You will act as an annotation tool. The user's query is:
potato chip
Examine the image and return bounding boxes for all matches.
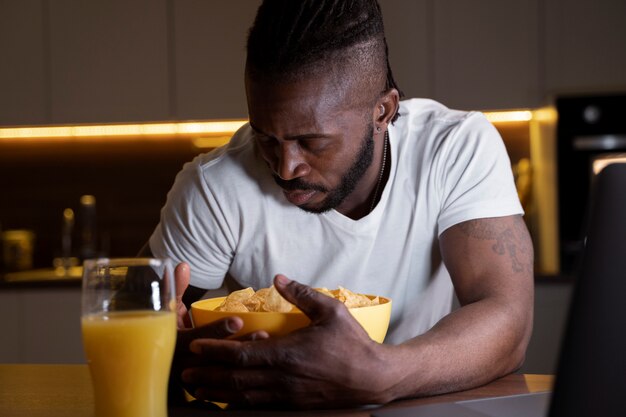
[315,287,334,298]
[263,285,294,312]
[337,286,380,308]
[254,287,271,300]
[225,287,255,303]
[242,296,261,312]
[243,287,271,311]
[214,299,249,312]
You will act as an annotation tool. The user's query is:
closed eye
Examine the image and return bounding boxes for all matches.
[297,137,332,153]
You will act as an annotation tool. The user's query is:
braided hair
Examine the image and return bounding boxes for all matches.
[246,0,403,121]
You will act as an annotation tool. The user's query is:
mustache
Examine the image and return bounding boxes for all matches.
[273,175,328,192]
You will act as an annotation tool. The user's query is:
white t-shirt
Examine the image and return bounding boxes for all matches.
[149,98,523,344]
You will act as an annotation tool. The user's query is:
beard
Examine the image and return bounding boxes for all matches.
[273,123,375,214]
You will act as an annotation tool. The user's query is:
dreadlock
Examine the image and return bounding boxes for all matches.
[246,0,403,122]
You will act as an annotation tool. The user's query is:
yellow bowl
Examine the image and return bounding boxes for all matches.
[191,295,392,343]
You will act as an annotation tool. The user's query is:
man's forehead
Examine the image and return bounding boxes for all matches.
[246,83,368,139]
[246,71,376,122]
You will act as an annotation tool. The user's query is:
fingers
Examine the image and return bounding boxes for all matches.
[237,330,270,342]
[177,317,243,354]
[182,367,284,406]
[182,366,276,392]
[193,387,275,407]
[189,338,272,367]
[273,274,343,321]
[193,316,244,339]
[182,368,319,408]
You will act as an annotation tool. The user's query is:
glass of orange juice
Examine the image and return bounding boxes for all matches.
[81,258,177,417]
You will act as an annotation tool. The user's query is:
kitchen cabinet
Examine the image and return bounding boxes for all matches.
[379,0,432,100]
[1,0,626,126]
[0,0,48,125]
[545,0,626,96]
[173,0,259,120]
[377,0,547,111]
[48,0,170,124]
[432,0,541,110]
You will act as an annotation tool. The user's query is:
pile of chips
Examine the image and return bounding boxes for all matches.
[319,286,381,309]
[214,285,381,313]
[214,286,292,313]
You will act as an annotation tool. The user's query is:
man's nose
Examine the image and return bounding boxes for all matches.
[275,142,310,181]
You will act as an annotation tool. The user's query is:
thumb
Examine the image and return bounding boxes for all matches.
[175,262,190,303]
[174,262,192,328]
[273,274,341,322]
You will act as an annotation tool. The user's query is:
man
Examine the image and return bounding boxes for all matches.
[145,0,534,408]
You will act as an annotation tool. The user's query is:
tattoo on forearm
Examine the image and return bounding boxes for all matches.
[458,217,532,273]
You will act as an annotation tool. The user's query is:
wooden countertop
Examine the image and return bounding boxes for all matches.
[0,364,553,417]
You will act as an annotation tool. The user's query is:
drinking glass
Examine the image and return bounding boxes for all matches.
[81,258,176,417]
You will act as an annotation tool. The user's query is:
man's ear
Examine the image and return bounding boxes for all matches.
[374,88,400,129]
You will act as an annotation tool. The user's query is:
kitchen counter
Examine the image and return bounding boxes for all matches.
[0,266,82,288]
[0,365,553,417]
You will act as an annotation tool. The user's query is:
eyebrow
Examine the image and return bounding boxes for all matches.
[249,123,333,141]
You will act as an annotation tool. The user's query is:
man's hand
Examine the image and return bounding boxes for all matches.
[170,262,269,404]
[179,274,395,408]
[172,263,267,364]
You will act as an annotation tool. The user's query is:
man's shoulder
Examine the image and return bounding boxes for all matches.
[178,124,270,197]
[193,124,256,171]
[394,99,497,152]
[397,98,488,128]
[390,99,504,180]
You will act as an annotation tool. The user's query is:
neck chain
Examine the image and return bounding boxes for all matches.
[369,130,389,213]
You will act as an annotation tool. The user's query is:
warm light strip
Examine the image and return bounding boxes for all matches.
[0,109,552,142]
[0,120,248,140]
[483,110,533,123]
[532,107,558,123]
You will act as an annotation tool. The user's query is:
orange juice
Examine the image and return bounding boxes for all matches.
[82,311,176,417]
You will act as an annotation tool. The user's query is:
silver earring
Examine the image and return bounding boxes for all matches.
[376,126,381,132]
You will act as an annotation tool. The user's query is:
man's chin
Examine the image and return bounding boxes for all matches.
[295,203,333,214]
[283,189,318,206]
[280,187,344,214]
[288,196,332,214]
[293,193,343,214]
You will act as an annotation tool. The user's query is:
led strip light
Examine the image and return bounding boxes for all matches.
[0,109,556,143]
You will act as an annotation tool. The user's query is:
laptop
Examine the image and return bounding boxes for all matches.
[372,162,626,417]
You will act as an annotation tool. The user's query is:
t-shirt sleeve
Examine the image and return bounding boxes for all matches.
[436,113,524,236]
[148,156,236,289]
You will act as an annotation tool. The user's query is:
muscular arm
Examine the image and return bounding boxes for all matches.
[382,214,534,399]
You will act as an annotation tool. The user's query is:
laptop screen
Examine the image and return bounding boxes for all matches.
[549,162,626,417]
